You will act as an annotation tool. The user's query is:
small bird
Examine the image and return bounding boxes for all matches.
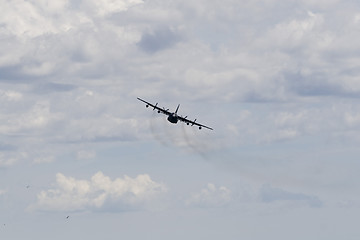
[66,216,70,219]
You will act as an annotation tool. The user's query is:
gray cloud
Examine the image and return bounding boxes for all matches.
[1,1,360,239]
[0,65,38,82]
[32,83,77,94]
[137,27,182,53]
[285,71,360,98]
[1,0,360,160]
[260,184,323,208]
[0,142,17,151]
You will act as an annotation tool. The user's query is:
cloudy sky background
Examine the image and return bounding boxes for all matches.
[1,0,360,239]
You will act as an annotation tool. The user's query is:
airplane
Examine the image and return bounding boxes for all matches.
[137,97,213,130]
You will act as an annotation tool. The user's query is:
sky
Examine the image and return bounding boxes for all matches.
[1,0,360,239]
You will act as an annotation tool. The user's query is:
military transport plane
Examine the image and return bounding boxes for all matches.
[137,97,213,130]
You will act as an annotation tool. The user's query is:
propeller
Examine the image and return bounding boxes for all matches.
[191,119,197,126]
[153,103,158,110]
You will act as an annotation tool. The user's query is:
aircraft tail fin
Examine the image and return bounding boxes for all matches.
[175,104,180,114]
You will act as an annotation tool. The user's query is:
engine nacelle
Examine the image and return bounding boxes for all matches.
[146,105,149,108]
[199,126,202,130]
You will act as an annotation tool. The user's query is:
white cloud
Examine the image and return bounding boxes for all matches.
[186,183,232,207]
[0,90,23,101]
[89,0,144,16]
[0,0,143,39]
[59,115,139,142]
[0,100,65,137]
[32,171,167,211]
[77,150,96,160]
[267,11,324,48]
[344,112,360,127]
[301,0,340,8]
[31,0,70,13]
[1,0,360,161]
[33,156,55,164]
[0,0,77,38]
[0,152,27,167]
[22,62,56,77]
[274,111,308,127]
[12,101,55,130]
[0,157,17,167]
[1,0,360,238]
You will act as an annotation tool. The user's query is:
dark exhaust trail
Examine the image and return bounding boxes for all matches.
[150,111,183,147]
[181,123,208,158]
[149,110,218,159]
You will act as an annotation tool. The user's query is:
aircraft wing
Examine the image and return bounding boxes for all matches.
[177,115,213,130]
[137,97,171,116]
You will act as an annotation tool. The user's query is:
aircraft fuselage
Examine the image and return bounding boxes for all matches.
[137,97,213,130]
[167,113,178,124]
